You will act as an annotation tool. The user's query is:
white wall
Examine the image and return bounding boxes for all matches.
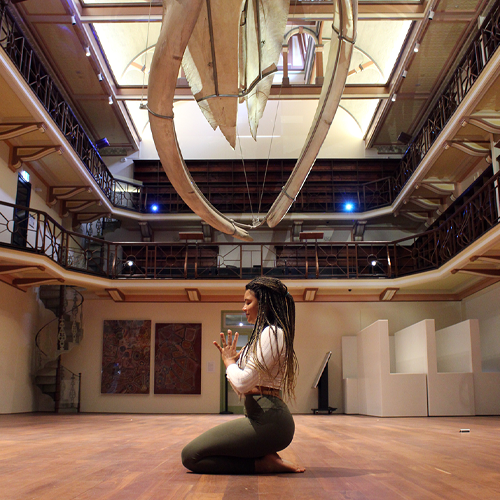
[463,282,500,372]
[60,297,462,414]
[133,100,389,161]
[0,282,40,414]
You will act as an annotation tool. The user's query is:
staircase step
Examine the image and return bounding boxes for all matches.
[36,375,56,384]
[37,383,56,393]
[58,407,78,413]
[36,368,57,377]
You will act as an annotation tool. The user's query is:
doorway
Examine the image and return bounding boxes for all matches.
[12,173,32,247]
[219,311,253,414]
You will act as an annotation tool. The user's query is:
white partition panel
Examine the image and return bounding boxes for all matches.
[428,321,475,416]
[342,336,358,414]
[357,320,428,417]
[394,320,430,374]
[470,319,500,415]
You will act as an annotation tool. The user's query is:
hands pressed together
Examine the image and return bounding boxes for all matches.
[213,329,240,368]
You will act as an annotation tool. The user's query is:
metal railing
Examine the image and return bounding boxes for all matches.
[393,1,500,195]
[1,167,498,280]
[0,1,113,196]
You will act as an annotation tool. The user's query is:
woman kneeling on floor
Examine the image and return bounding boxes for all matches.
[181,277,304,474]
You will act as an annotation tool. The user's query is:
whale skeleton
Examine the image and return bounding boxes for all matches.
[148,0,357,241]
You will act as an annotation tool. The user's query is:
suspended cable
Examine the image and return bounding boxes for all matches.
[258,83,283,216]
[236,121,255,221]
[140,0,154,107]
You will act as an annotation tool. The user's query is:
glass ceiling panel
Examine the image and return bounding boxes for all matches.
[95,18,410,87]
[322,19,412,85]
[94,22,161,86]
[99,16,410,146]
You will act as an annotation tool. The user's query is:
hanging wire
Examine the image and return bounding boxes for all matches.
[258,84,283,215]
[236,121,255,222]
[140,0,154,107]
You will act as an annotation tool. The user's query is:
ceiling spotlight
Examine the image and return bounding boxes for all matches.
[414,43,420,53]
[391,94,397,102]
[98,73,103,81]
[368,255,378,267]
[402,70,408,78]
[108,96,113,105]
[125,257,135,267]
[85,46,91,57]
[71,15,76,25]
[151,204,159,212]
[344,202,354,212]
[428,10,435,20]
[95,137,109,149]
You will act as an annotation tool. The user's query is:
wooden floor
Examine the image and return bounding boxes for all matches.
[1,413,500,500]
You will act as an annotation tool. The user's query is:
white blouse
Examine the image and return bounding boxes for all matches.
[226,326,285,394]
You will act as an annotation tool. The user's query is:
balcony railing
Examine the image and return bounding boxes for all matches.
[0,167,498,280]
[0,1,115,199]
[393,0,500,194]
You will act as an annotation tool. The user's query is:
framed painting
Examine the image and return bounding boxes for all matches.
[101,319,151,394]
[155,323,202,394]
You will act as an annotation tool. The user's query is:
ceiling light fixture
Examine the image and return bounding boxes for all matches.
[71,15,76,25]
[186,289,201,302]
[85,46,91,57]
[414,43,420,53]
[106,288,125,302]
[303,289,317,302]
[380,288,399,301]
[428,10,435,20]
[391,94,397,102]
[402,70,408,78]
[108,96,113,105]
[98,73,103,81]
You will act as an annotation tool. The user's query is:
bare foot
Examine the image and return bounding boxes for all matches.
[255,452,305,474]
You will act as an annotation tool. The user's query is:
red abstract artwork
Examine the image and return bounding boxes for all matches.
[101,320,151,394]
[155,323,202,394]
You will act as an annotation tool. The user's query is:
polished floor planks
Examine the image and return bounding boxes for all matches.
[0,413,499,500]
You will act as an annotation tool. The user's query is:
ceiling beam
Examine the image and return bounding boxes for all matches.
[12,277,64,286]
[0,265,45,274]
[453,268,500,277]
[115,84,391,101]
[74,3,428,23]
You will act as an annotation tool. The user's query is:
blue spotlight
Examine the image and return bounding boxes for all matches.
[151,204,159,212]
[344,202,354,212]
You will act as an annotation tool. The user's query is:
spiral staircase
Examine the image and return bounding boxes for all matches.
[34,285,84,412]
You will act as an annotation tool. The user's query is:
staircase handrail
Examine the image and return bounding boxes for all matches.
[35,286,84,357]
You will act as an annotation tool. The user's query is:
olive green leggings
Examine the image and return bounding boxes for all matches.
[181,394,295,474]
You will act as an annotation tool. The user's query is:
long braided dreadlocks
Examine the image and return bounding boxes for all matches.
[239,277,299,401]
